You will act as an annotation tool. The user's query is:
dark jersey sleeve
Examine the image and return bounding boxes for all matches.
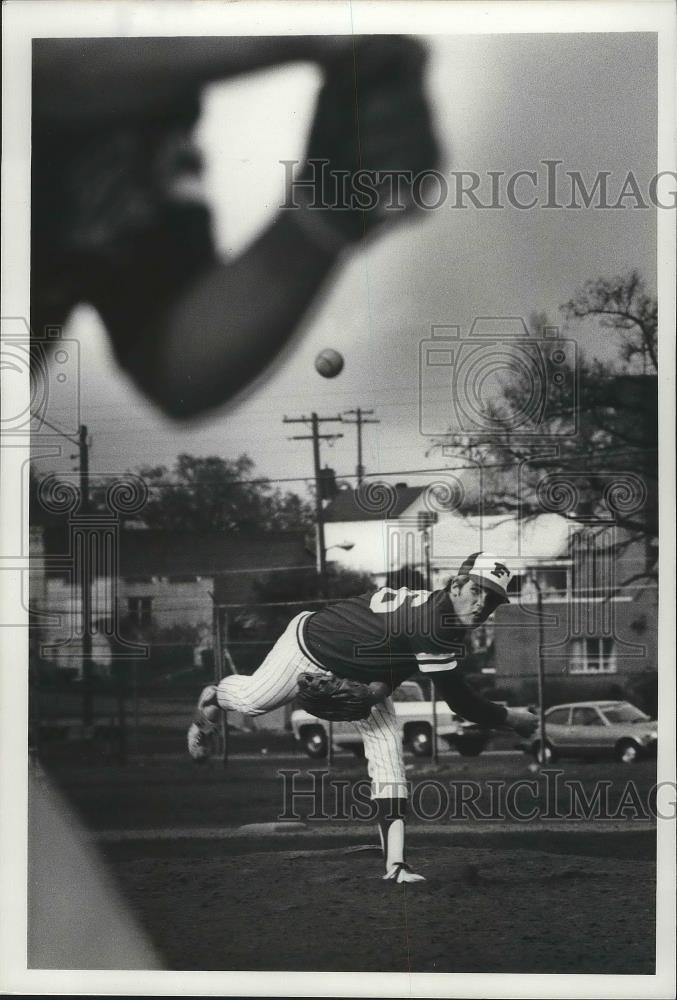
[433,670,508,728]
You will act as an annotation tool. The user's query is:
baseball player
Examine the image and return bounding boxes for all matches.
[187,552,538,883]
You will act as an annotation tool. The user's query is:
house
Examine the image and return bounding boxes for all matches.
[491,531,658,710]
[37,527,315,679]
[322,483,658,709]
[323,482,573,588]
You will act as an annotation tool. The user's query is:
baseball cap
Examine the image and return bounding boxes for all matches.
[458,551,512,604]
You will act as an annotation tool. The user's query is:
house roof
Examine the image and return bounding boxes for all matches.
[42,526,314,578]
[322,510,573,580]
[324,485,425,522]
[431,512,573,566]
[117,530,314,578]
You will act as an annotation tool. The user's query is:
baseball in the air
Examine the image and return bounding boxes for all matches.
[315,348,344,378]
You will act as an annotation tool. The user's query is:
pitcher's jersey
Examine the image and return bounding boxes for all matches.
[300,586,472,686]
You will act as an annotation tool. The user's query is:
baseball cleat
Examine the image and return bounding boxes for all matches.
[187,685,219,762]
[382,862,426,884]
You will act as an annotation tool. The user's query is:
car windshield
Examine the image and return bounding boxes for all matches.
[601,703,649,724]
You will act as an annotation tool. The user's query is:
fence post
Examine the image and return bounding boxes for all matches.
[220,610,229,765]
[327,720,333,766]
[431,678,439,765]
[116,680,127,765]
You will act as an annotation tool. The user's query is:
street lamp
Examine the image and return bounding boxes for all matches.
[326,542,355,554]
[416,511,438,589]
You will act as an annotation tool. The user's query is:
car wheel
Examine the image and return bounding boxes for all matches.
[455,737,487,757]
[302,726,328,759]
[616,739,640,763]
[408,725,433,758]
[532,739,557,764]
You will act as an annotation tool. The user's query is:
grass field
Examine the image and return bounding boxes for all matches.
[31,746,658,973]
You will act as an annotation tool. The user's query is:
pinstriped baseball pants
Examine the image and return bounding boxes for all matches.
[214,612,408,800]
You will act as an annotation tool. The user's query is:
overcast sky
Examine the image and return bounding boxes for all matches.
[40,32,657,497]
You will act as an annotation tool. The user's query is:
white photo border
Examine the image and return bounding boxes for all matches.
[1,1,675,996]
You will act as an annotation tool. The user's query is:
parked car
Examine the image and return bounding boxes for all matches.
[522,700,658,763]
[290,679,491,759]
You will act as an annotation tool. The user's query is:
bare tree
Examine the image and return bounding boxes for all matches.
[563,269,657,374]
[435,273,658,581]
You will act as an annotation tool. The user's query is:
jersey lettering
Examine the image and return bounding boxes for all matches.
[415,652,458,664]
[415,652,459,673]
[369,587,431,614]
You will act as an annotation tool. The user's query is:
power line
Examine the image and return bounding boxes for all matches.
[82,446,657,490]
[31,414,81,447]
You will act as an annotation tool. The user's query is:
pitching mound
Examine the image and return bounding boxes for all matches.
[108,833,655,973]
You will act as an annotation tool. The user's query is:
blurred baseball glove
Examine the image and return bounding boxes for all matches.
[296,672,386,722]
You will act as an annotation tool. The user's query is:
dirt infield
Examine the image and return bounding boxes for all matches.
[105,830,655,973]
[38,754,657,973]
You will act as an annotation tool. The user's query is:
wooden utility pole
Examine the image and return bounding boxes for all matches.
[285,413,343,768]
[283,413,343,596]
[78,424,95,731]
[210,596,230,765]
[342,408,379,486]
[35,418,96,735]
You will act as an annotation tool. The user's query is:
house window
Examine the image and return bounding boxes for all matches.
[569,637,616,674]
[512,568,569,600]
[128,596,153,629]
[570,531,616,600]
[537,567,569,597]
